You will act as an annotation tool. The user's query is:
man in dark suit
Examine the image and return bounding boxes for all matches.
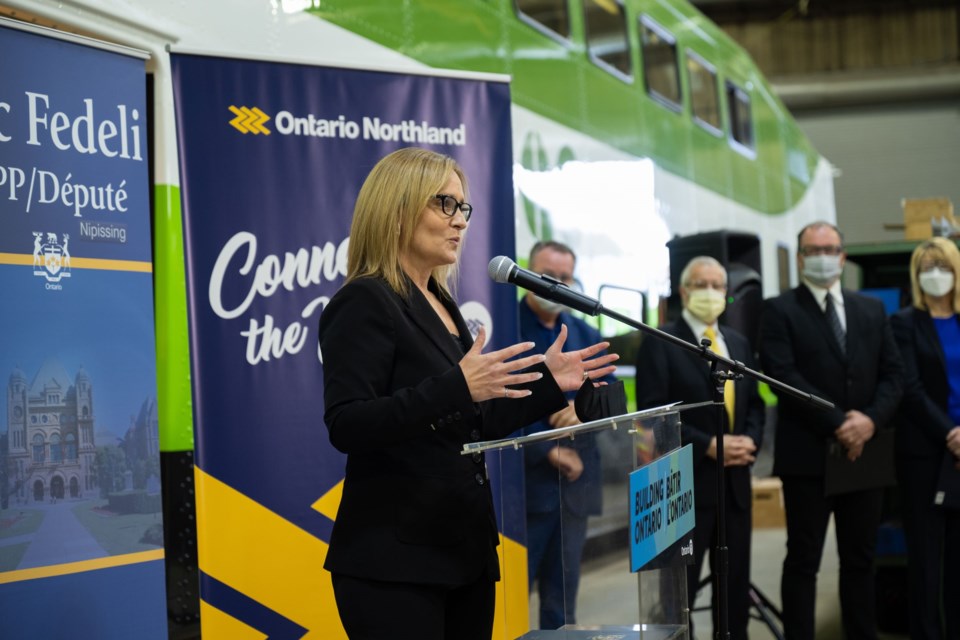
[636,255,765,640]
[758,221,903,640]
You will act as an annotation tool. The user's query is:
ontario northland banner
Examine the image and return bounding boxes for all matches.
[0,21,166,640]
[170,53,518,638]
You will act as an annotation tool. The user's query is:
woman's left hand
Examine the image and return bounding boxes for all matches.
[545,324,619,392]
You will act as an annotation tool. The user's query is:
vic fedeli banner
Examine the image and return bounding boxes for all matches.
[170,53,518,638]
[0,21,166,640]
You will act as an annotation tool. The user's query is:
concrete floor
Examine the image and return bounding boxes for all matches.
[529,519,910,639]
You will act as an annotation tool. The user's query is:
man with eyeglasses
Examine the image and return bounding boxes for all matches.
[518,240,619,630]
[635,255,765,640]
[758,221,903,640]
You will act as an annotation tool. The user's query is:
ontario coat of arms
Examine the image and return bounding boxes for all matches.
[33,232,72,283]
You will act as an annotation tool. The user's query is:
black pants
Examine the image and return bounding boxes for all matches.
[331,573,495,640]
[780,476,884,640]
[687,501,752,640]
[897,456,960,640]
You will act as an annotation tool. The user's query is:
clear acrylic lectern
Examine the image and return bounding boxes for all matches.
[465,402,711,640]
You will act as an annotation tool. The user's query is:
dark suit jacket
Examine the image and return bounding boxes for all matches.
[758,285,903,477]
[635,319,765,511]
[890,307,956,459]
[318,276,566,585]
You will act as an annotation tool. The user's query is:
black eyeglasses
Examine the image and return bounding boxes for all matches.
[433,194,473,222]
[799,245,844,257]
[685,280,727,291]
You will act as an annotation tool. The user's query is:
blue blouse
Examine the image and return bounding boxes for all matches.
[932,315,960,424]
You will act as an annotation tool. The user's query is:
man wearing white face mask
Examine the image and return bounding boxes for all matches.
[518,240,619,630]
[759,221,903,640]
[636,255,765,640]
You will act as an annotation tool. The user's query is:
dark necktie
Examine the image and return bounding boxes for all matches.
[824,294,846,356]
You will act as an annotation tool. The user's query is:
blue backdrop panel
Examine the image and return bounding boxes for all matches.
[0,21,165,640]
[170,52,519,618]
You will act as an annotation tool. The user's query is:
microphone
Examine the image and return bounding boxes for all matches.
[488,256,602,316]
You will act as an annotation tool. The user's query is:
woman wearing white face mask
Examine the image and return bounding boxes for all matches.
[890,236,960,640]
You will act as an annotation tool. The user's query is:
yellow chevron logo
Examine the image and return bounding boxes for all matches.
[228,105,271,135]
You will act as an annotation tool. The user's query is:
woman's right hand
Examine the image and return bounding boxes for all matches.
[459,326,547,402]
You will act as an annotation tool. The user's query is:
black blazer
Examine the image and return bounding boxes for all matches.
[635,320,765,511]
[758,285,903,477]
[318,276,566,585]
[890,307,956,459]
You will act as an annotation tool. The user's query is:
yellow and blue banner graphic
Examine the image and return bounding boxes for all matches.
[0,20,165,640]
[170,53,517,638]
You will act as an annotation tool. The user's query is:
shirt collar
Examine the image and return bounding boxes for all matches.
[682,308,719,340]
[802,278,843,309]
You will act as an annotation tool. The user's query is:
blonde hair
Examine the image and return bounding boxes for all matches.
[346,147,468,299]
[910,236,960,312]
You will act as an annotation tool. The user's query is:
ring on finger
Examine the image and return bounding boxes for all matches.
[504,388,509,399]
[582,371,590,382]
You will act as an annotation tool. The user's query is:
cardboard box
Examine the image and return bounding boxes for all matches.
[905,221,933,241]
[752,477,786,529]
[902,197,954,240]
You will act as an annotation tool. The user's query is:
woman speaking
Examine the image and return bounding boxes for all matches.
[318,147,618,640]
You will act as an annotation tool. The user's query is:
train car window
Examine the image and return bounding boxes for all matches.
[515,0,571,41]
[584,0,631,79]
[726,80,755,153]
[686,52,721,134]
[640,16,681,111]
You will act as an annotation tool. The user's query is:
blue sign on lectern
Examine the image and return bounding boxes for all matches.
[629,444,696,571]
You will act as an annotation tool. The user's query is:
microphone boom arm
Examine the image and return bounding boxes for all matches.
[487,254,831,410]
[598,305,835,412]
[487,256,836,409]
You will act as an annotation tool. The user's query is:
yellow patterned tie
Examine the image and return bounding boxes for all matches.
[704,326,735,431]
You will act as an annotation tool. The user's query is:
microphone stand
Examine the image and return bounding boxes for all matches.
[709,357,733,640]
[574,301,833,640]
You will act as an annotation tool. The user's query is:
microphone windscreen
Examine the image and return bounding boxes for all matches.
[488,256,515,283]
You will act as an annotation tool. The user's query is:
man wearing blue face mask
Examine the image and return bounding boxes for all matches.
[758,221,904,640]
[518,240,617,630]
[635,255,765,640]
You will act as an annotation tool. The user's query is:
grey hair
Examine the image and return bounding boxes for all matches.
[680,255,727,288]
